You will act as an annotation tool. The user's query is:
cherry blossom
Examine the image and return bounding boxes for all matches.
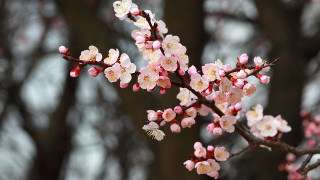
[142,121,165,141]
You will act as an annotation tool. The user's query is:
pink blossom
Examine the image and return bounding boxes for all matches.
[194,146,207,158]
[258,74,270,84]
[170,123,181,133]
[174,106,182,114]
[195,161,211,175]
[136,36,145,44]
[194,142,203,149]
[243,83,256,96]
[162,108,176,122]
[238,53,248,64]
[188,65,197,75]
[236,70,247,79]
[213,128,223,135]
[147,110,158,121]
[286,153,295,162]
[181,117,196,128]
[306,139,317,147]
[186,107,197,118]
[206,123,214,133]
[214,147,229,161]
[234,79,244,88]
[183,160,195,171]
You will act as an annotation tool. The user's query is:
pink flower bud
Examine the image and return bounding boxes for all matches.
[161,70,169,77]
[178,69,185,76]
[174,106,182,114]
[207,145,214,152]
[306,139,317,147]
[152,40,161,50]
[258,74,270,84]
[188,65,197,75]
[170,123,181,133]
[213,127,223,135]
[286,153,296,162]
[219,70,226,77]
[88,67,100,77]
[120,82,129,88]
[183,160,195,171]
[237,70,247,79]
[136,36,145,44]
[314,115,320,122]
[234,103,242,111]
[147,88,155,92]
[234,79,244,88]
[130,8,140,15]
[160,87,166,94]
[194,142,203,149]
[133,83,140,92]
[59,46,67,54]
[206,123,214,133]
[70,66,80,77]
[300,110,309,118]
[239,53,248,64]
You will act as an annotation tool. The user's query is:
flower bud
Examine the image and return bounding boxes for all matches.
[213,127,223,135]
[183,160,195,171]
[59,46,68,55]
[88,67,101,77]
[170,123,181,133]
[152,40,161,50]
[258,74,270,84]
[178,69,185,76]
[133,83,140,92]
[120,82,129,88]
[70,66,80,77]
[160,87,166,94]
[234,79,244,88]
[218,70,226,77]
[237,70,247,79]
[239,53,248,64]
[130,7,140,15]
[174,106,182,114]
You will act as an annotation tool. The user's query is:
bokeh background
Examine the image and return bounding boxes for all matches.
[1,0,320,179]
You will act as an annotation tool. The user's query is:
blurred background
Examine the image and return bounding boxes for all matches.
[0,0,320,179]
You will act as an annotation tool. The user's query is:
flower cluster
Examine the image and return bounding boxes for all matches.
[301,110,320,147]
[58,0,312,179]
[278,153,310,180]
[246,104,291,138]
[183,142,229,179]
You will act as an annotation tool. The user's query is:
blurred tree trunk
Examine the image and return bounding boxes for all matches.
[238,1,319,179]
[27,74,77,180]
[149,0,207,180]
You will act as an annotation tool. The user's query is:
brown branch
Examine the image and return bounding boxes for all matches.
[297,154,314,174]
[298,158,320,175]
[230,144,256,158]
